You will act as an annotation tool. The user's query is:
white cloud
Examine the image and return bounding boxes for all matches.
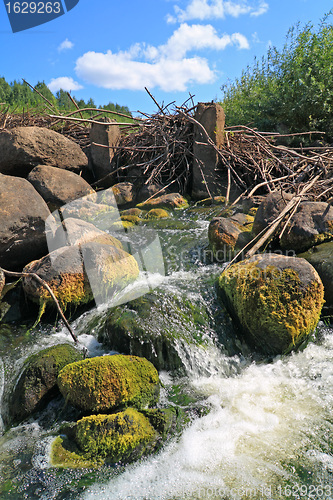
[58,38,74,51]
[75,23,249,92]
[168,0,268,23]
[47,77,83,92]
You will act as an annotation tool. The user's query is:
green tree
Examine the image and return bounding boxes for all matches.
[220,12,333,139]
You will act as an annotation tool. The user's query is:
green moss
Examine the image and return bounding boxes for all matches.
[57,354,160,413]
[120,215,142,225]
[10,344,83,423]
[195,196,226,207]
[121,208,145,217]
[109,220,135,231]
[219,259,324,354]
[75,408,157,462]
[145,209,170,219]
[50,435,101,468]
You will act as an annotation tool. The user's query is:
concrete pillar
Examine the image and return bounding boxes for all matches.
[192,102,225,199]
[89,117,121,181]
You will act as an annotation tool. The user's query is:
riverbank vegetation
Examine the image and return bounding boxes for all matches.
[220,13,333,140]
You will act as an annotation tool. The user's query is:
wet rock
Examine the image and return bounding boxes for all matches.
[57,354,159,412]
[145,208,170,219]
[298,241,333,316]
[253,192,333,252]
[137,193,188,211]
[9,344,83,424]
[0,126,88,177]
[74,408,158,463]
[219,253,324,355]
[27,165,96,212]
[0,173,52,270]
[110,182,135,207]
[59,198,118,228]
[22,242,139,312]
[208,214,254,261]
[99,290,211,372]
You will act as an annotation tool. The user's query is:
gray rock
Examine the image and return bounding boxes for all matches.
[0,173,52,270]
[0,126,88,177]
[9,344,83,424]
[253,192,333,252]
[298,241,333,315]
[27,165,96,212]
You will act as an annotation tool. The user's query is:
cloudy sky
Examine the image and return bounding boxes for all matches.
[1,0,332,115]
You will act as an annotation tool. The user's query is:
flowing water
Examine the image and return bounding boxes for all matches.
[0,207,332,499]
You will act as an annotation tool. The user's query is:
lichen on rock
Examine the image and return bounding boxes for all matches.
[74,408,157,462]
[218,253,324,355]
[57,354,160,413]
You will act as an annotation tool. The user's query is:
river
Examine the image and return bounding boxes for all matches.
[0,206,332,499]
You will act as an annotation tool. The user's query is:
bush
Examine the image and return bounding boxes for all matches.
[220,12,333,139]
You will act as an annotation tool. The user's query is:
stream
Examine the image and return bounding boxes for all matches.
[0,206,332,499]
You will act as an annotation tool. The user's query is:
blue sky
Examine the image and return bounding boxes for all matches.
[1,0,332,116]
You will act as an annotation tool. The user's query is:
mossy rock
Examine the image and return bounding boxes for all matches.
[22,242,139,313]
[137,193,188,211]
[57,354,160,413]
[99,290,211,372]
[120,215,142,225]
[208,216,253,261]
[50,435,101,468]
[121,208,145,217]
[51,217,123,251]
[195,196,226,207]
[219,254,324,355]
[74,408,157,463]
[9,344,83,424]
[141,407,184,440]
[108,220,135,231]
[145,208,170,220]
[60,199,117,224]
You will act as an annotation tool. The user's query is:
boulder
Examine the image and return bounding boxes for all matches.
[110,182,135,207]
[27,165,96,212]
[50,218,123,252]
[252,191,293,235]
[22,242,139,312]
[208,213,254,261]
[219,253,324,355]
[9,344,83,423]
[136,183,165,204]
[57,354,159,412]
[59,198,118,228]
[74,408,157,462]
[89,118,121,181]
[99,290,211,371]
[253,192,333,252]
[0,126,88,177]
[298,241,333,315]
[137,193,188,211]
[0,173,52,270]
